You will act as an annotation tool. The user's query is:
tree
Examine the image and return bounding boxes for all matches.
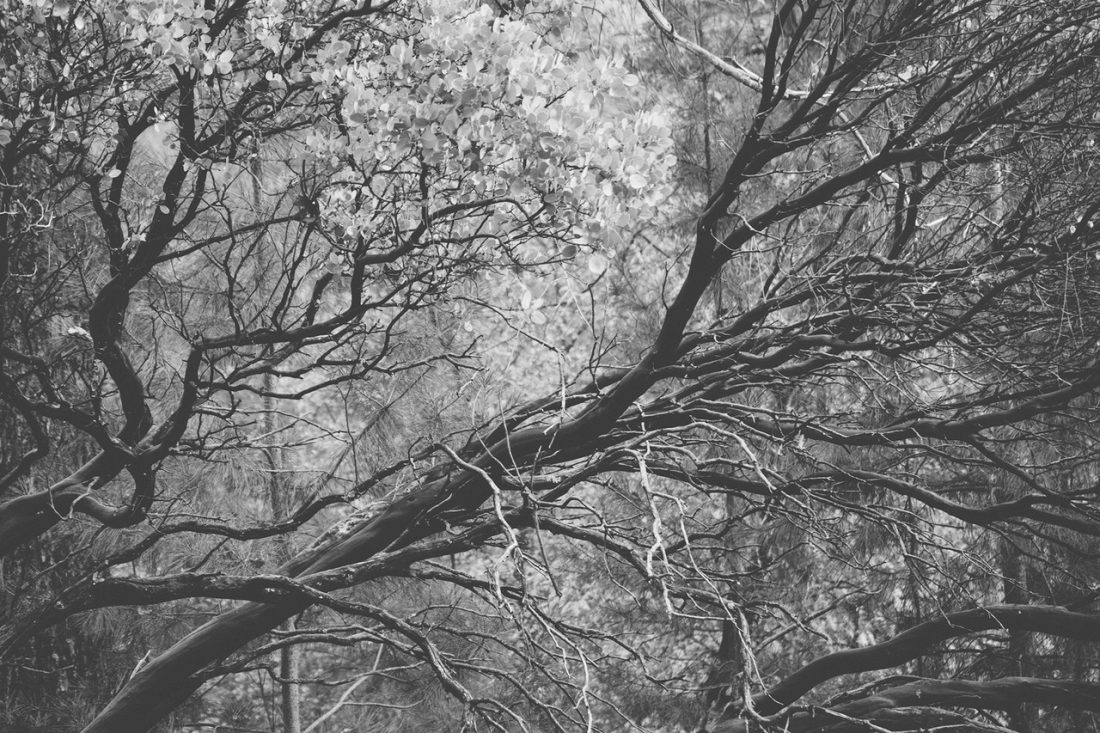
[4,0,1100,731]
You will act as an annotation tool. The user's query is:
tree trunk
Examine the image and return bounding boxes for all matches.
[279,620,301,733]
[1000,536,1030,732]
[257,156,301,733]
[79,475,444,732]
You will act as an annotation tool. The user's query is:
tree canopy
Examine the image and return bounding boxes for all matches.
[4,0,1100,731]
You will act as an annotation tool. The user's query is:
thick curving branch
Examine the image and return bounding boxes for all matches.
[716,677,1100,733]
[724,605,1100,719]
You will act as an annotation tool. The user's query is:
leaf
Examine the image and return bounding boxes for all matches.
[106,168,121,178]
[215,50,234,74]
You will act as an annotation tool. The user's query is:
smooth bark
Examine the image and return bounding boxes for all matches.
[729,605,1100,718]
[717,677,1100,733]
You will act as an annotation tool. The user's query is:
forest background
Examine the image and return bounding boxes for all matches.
[4,0,1100,731]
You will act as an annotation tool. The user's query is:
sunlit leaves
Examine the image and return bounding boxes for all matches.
[305,0,675,256]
